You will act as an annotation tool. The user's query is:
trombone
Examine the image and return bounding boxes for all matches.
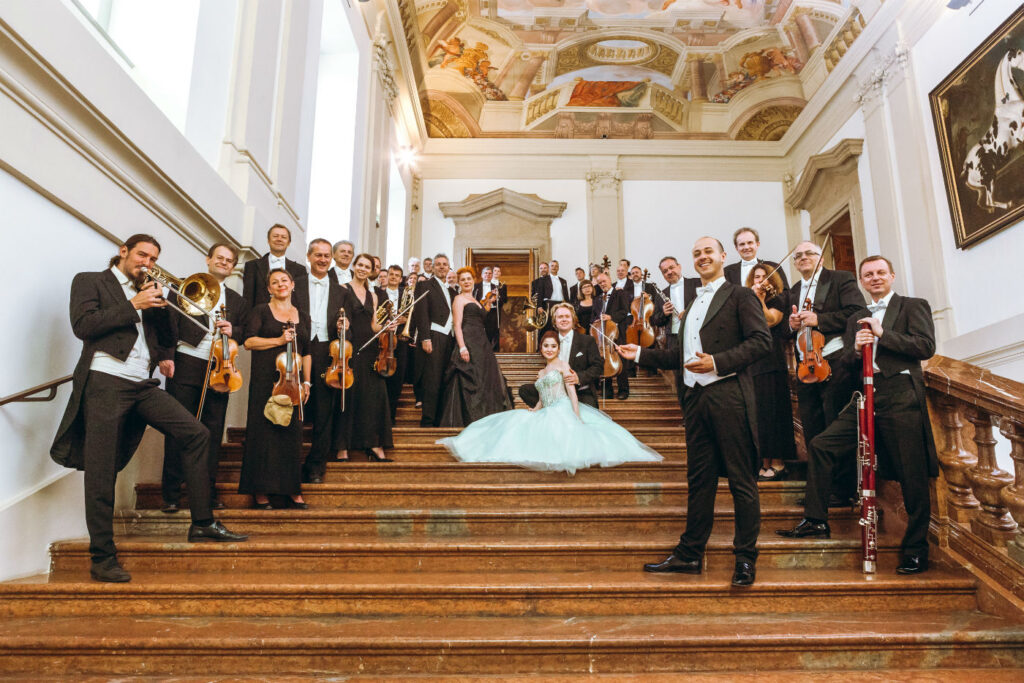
[140,265,220,334]
[358,291,428,352]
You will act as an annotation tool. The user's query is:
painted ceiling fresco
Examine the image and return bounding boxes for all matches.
[399,0,868,139]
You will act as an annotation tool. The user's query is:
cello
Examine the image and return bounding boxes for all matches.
[626,268,656,348]
[273,321,304,421]
[325,309,354,410]
[208,304,243,394]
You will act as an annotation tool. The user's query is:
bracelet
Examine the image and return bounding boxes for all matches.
[302,381,311,386]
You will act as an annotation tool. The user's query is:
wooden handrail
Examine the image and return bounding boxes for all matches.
[0,374,73,407]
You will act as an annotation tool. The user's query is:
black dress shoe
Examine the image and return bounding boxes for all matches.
[643,555,701,574]
[616,391,629,400]
[188,521,249,542]
[419,419,433,427]
[776,518,831,538]
[731,561,756,587]
[90,558,131,583]
[252,500,272,510]
[303,473,323,484]
[896,555,929,575]
[288,499,309,510]
[160,501,179,514]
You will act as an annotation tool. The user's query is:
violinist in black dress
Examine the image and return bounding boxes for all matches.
[240,268,311,509]
[334,253,394,461]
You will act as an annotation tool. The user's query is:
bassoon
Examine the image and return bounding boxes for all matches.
[857,320,878,574]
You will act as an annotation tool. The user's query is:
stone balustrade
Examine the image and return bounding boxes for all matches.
[924,355,1024,577]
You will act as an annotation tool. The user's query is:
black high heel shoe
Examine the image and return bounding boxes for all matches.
[252,500,272,510]
[366,450,392,462]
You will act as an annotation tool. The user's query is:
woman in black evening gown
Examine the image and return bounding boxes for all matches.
[333,253,394,461]
[240,268,311,509]
[574,280,596,334]
[440,267,511,428]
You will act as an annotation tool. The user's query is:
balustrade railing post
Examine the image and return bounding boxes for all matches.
[999,418,1024,564]
[964,408,1018,545]
[932,395,980,522]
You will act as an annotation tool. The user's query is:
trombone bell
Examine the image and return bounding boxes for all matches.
[141,265,220,318]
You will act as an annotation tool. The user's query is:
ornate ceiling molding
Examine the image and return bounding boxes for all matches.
[853,42,910,107]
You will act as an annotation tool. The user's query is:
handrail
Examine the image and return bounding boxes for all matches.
[0,374,73,407]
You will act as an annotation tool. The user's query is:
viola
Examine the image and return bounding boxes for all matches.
[209,304,243,393]
[796,297,831,384]
[272,320,304,420]
[626,268,656,348]
[326,309,354,399]
[375,303,398,378]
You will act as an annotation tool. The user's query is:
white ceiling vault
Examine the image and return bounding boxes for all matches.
[386,0,873,141]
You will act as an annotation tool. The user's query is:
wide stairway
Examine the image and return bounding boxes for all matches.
[1,353,1023,678]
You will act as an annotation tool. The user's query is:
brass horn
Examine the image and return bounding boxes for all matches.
[141,264,220,320]
[397,286,416,341]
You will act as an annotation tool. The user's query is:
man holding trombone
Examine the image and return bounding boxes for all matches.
[50,234,247,584]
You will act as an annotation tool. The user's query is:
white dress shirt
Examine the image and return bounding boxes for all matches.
[430,276,453,335]
[558,329,573,363]
[268,254,287,272]
[866,291,907,375]
[680,276,731,388]
[615,278,627,290]
[386,287,400,306]
[90,266,151,382]
[668,281,686,335]
[177,285,227,360]
[307,273,331,342]
[631,281,643,299]
[548,274,563,302]
[739,258,758,287]
[796,272,843,358]
[481,280,493,297]
[334,265,352,285]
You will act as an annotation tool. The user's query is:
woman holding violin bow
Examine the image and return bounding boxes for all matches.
[241,267,312,510]
[161,243,248,514]
[332,253,397,462]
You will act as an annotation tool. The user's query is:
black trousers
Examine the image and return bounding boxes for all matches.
[385,340,410,420]
[518,382,598,409]
[485,309,499,351]
[163,353,229,504]
[420,330,454,426]
[304,340,338,478]
[84,371,211,563]
[805,373,932,557]
[675,378,761,564]
[796,359,857,495]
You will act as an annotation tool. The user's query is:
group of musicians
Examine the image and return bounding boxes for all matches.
[53,223,937,584]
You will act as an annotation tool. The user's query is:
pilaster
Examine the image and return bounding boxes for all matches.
[585,158,624,264]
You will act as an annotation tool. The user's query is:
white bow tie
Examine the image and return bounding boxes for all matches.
[697,285,715,296]
[867,301,887,314]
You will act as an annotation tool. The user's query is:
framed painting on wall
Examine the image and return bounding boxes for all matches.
[929,7,1024,248]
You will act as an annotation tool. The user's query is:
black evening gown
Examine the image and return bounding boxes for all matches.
[239,305,310,496]
[333,285,393,450]
[440,302,511,428]
[575,302,595,332]
[751,297,797,464]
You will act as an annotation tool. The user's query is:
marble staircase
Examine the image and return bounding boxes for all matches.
[1,353,1022,677]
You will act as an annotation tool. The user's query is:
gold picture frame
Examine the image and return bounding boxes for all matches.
[929,7,1024,249]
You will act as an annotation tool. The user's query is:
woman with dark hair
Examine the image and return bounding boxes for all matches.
[574,280,597,333]
[240,268,311,508]
[334,253,394,462]
[746,263,796,480]
[438,330,661,474]
[439,266,511,427]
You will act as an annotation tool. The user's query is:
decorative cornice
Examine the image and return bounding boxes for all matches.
[439,187,567,220]
[854,42,909,107]
[785,137,863,208]
[585,170,623,193]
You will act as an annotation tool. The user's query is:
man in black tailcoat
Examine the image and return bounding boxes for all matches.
[241,223,308,312]
[51,234,247,583]
[778,255,938,575]
[723,227,789,292]
[413,253,455,427]
[594,271,630,399]
[619,236,771,587]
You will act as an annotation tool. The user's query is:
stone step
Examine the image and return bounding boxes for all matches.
[1,611,1021,676]
[119,504,855,537]
[137,479,808,510]
[0,562,978,619]
[215,461,691,484]
[391,413,683,427]
[48,533,905,573]
[225,425,686,444]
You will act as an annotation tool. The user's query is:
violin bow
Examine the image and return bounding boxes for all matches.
[358,291,428,352]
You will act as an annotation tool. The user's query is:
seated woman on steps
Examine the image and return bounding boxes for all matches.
[437,330,662,475]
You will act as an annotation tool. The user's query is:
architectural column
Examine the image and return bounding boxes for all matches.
[585,162,625,264]
[507,52,546,101]
[688,55,708,101]
[712,53,726,88]
[795,12,821,53]
[421,0,457,43]
[786,24,810,65]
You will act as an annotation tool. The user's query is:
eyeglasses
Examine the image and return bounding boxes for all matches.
[792,251,821,260]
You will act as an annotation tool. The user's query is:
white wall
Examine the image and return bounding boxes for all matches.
[622,180,790,287]
[421,179,589,268]
[385,157,407,267]
[913,0,1024,338]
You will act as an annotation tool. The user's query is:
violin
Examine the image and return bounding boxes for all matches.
[272,320,304,420]
[591,257,621,379]
[626,268,656,348]
[209,304,243,393]
[480,288,497,312]
[796,297,831,384]
[375,301,398,378]
[326,309,354,409]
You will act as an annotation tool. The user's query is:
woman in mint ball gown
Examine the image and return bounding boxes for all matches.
[437,331,663,474]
